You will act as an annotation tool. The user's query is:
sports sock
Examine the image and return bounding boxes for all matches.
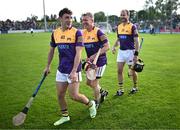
[133,82,137,88]
[87,101,93,108]
[100,88,103,93]
[119,82,124,92]
[61,109,69,117]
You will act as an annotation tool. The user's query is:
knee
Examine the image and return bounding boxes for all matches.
[86,80,96,88]
[86,80,97,88]
[69,93,79,101]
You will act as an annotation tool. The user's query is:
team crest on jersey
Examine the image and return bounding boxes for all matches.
[87,36,91,40]
[121,29,129,33]
[60,36,72,41]
[92,37,95,40]
[61,35,65,39]
[87,36,96,41]
[67,38,71,41]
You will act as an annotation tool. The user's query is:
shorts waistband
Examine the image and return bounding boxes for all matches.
[120,48,134,50]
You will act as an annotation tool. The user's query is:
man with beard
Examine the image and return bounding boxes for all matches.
[44,8,96,126]
[112,9,140,96]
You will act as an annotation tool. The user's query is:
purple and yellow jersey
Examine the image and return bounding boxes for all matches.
[117,22,138,50]
[50,27,83,74]
[82,27,108,67]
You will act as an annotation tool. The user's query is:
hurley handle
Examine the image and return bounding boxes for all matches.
[93,48,101,65]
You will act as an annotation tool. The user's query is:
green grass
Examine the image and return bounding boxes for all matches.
[0,33,180,129]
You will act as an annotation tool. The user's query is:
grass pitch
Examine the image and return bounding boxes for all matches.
[0,33,180,129]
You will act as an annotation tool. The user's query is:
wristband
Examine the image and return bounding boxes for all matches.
[134,51,139,56]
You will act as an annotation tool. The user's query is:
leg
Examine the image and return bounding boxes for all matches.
[68,82,89,104]
[86,65,108,108]
[54,82,70,126]
[117,62,125,83]
[86,79,101,102]
[116,49,126,96]
[129,69,138,94]
[96,65,108,102]
[127,50,138,94]
[132,70,138,87]
[86,79,102,108]
[68,82,97,118]
[56,82,68,111]
[116,62,125,96]
[128,65,138,87]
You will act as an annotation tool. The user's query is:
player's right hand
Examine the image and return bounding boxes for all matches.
[69,70,78,83]
[44,66,51,75]
[112,46,116,54]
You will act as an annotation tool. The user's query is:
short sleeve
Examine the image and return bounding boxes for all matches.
[75,30,84,46]
[97,29,108,46]
[97,29,105,37]
[50,33,57,47]
[132,25,138,37]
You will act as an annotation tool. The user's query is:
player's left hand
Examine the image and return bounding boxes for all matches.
[133,56,138,63]
[111,46,116,54]
[88,54,96,62]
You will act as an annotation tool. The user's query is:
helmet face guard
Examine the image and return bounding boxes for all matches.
[133,59,144,72]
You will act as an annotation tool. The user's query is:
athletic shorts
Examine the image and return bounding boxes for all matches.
[96,64,106,79]
[56,70,82,83]
[117,49,135,65]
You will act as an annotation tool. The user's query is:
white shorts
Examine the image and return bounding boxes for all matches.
[56,70,82,83]
[96,65,106,78]
[117,49,135,65]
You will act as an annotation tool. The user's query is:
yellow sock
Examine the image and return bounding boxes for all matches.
[134,82,137,88]
[87,101,93,108]
[61,109,69,117]
[119,82,124,92]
